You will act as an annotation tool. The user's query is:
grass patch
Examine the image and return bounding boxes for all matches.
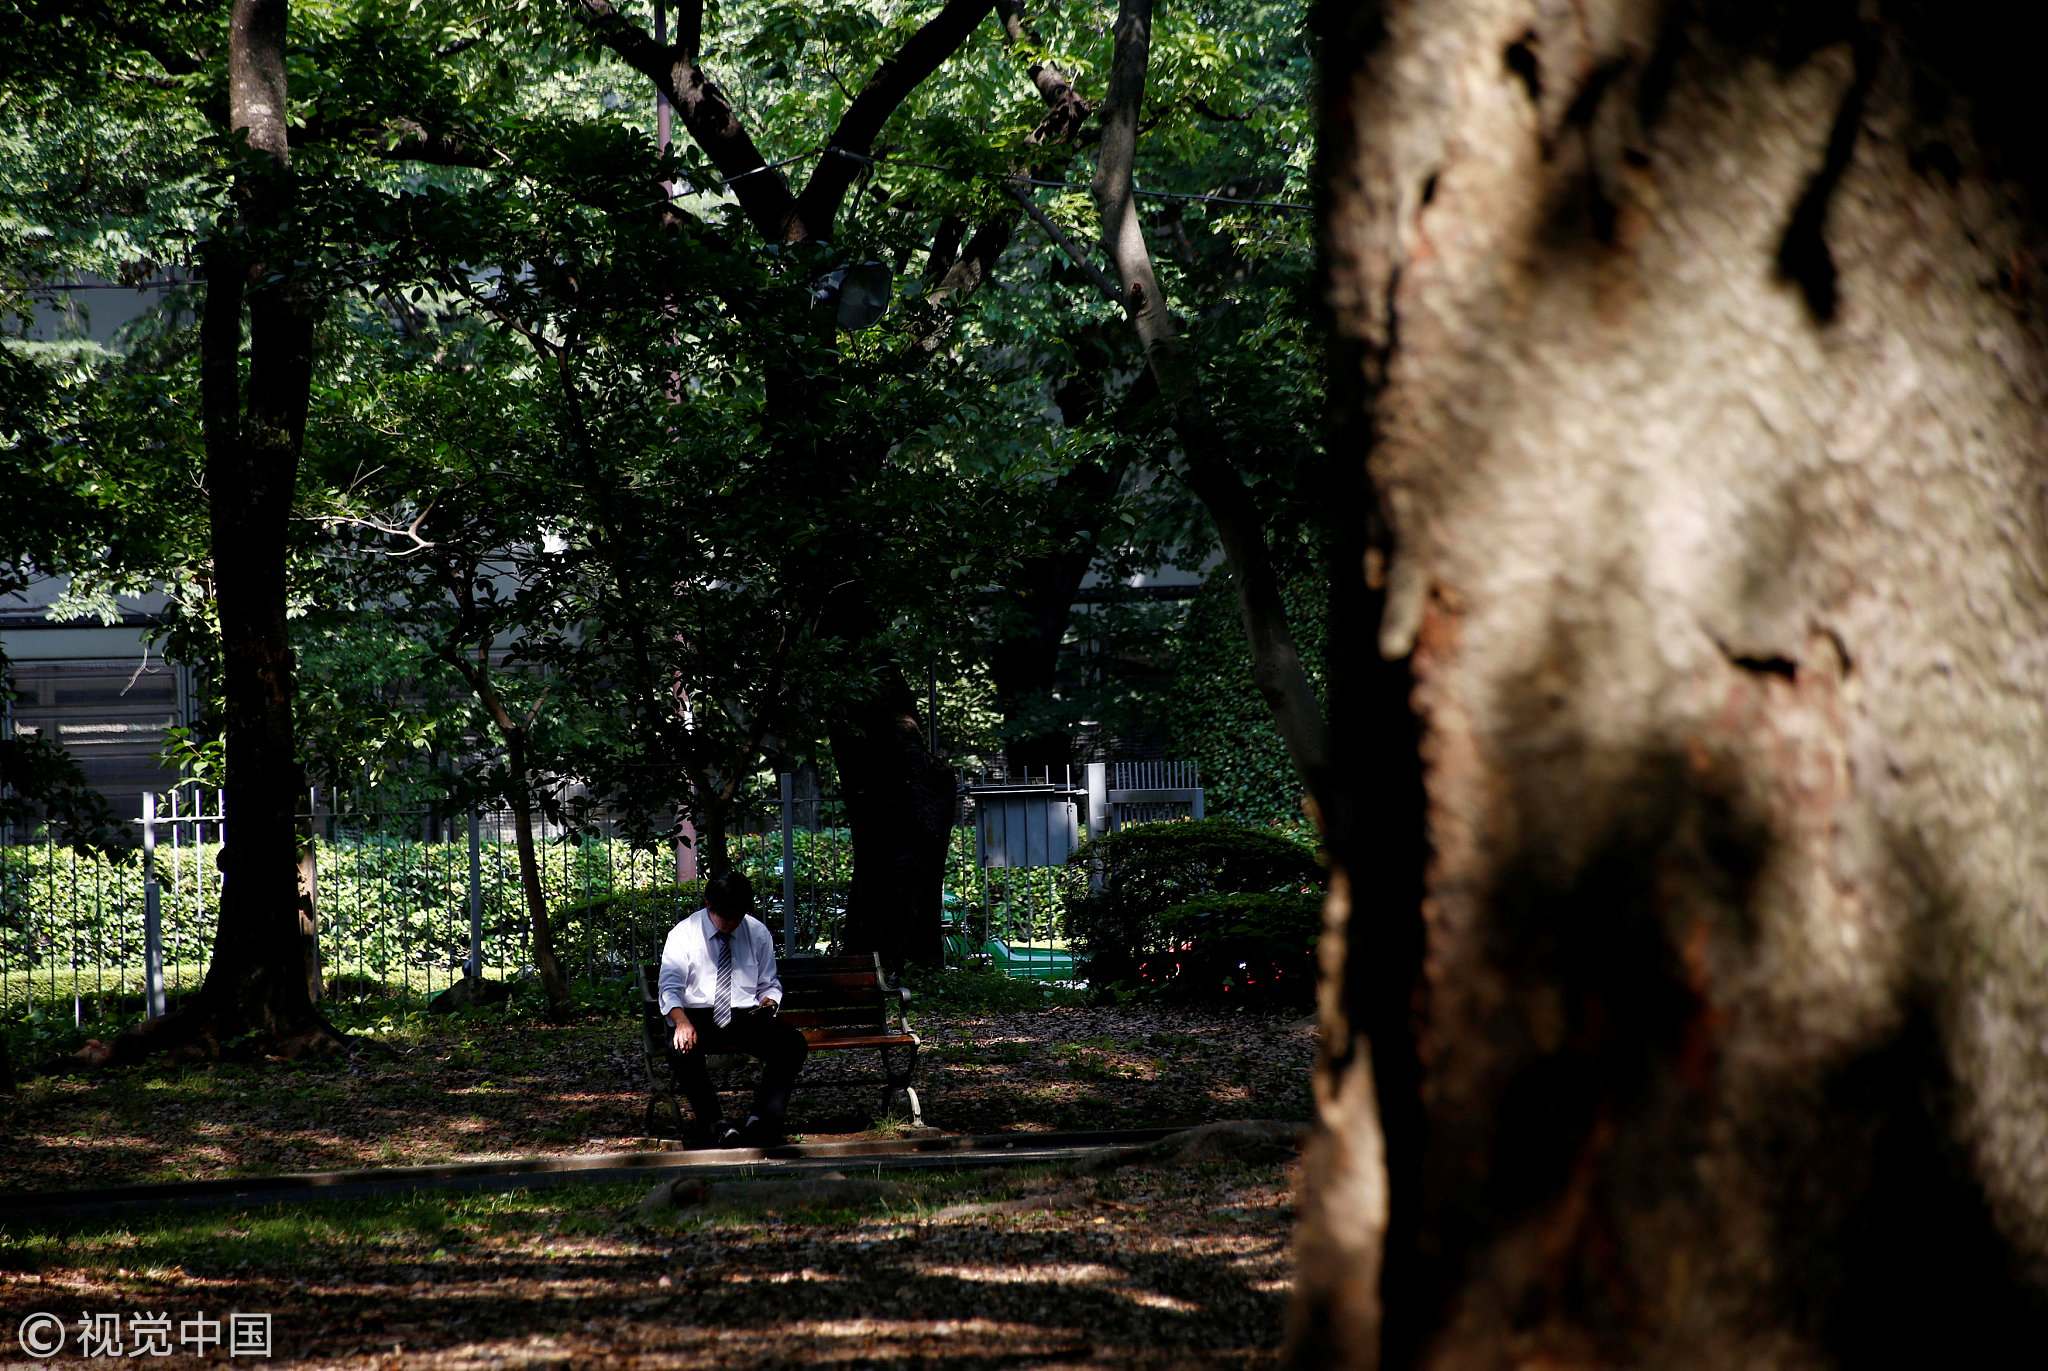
[905,966,1089,1013]
[0,1181,647,1277]
[0,1164,1099,1273]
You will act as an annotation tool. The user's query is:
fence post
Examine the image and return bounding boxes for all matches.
[1083,763,1110,894]
[466,808,483,980]
[1084,762,1108,841]
[142,791,165,1019]
[779,772,797,953]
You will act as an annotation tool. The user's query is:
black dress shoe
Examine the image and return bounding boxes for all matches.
[739,1115,785,1147]
[687,1120,740,1150]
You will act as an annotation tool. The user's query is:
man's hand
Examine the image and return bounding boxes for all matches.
[671,1016,697,1053]
[758,995,779,1016]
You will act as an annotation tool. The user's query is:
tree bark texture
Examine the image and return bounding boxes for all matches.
[158,0,327,1053]
[502,733,572,1016]
[1300,1,2048,1365]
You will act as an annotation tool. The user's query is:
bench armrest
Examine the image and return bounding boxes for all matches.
[869,955,915,1034]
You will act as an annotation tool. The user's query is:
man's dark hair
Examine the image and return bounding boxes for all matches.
[705,871,756,917]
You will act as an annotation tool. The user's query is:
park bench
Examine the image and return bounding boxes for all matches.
[635,952,923,1140]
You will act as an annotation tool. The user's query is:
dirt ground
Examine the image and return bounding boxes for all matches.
[0,1156,1298,1368]
[1,1004,1316,1194]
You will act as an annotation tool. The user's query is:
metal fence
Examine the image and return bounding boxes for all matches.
[0,761,1202,1028]
[0,781,854,1030]
[945,761,1204,982]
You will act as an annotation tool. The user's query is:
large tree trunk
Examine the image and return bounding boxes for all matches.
[990,545,1093,775]
[690,792,732,880]
[990,373,1128,777]
[830,670,955,971]
[106,0,333,1062]
[1299,1,2048,1364]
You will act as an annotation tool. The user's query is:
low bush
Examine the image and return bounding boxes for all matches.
[547,883,705,975]
[1145,892,1322,1006]
[1066,818,1322,989]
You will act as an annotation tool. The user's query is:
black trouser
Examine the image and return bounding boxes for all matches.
[667,1005,809,1129]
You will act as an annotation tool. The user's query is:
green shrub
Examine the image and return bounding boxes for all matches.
[548,883,705,972]
[1065,818,1322,987]
[1150,892,1322,1006]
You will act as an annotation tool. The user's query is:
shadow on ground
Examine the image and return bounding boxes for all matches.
[0,1005,1315,1193]
[0,1159,1297,1368]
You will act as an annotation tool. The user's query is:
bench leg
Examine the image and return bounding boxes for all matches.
[878,1045,923,1127]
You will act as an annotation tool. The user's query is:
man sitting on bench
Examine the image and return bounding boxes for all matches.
[658,873,809,1147]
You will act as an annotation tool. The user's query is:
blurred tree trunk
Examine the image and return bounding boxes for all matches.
[1298,1,2048,1364]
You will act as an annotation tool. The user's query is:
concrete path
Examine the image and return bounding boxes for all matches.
[0,1127,1201,1223]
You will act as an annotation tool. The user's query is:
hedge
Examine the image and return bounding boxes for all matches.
[1149,891,1322,1006]
[1065,817,1322,989]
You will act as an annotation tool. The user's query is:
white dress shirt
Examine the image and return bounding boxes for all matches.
[658,909,783,1015]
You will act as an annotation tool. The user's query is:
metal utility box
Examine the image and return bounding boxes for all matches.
[969,784,1081,869]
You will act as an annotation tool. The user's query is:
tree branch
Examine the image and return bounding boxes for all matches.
[433,33,485,61]
[675,0,703,61]
[309,507,437,556]
[297,114,503,167]
[913,2,1092,334]
[229,0,291,168]
[1089,0,1338,820]
[569,0,802,240]
[794,0,999,239]
[1007,183,1122,304]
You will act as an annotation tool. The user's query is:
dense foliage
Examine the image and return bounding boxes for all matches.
[1,0,1324,1001]
[1166,564,1326,826]
[1065,816,1320,987]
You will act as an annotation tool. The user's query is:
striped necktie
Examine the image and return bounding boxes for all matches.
[713,930,734,1028]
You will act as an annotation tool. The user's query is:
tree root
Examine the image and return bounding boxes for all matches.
[54,999,358,1074]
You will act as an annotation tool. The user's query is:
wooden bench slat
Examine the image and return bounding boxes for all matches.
[780,971,889,994]
[781,956,875,974]
[801,1028,919,1049]
[780,1005,901,1029]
